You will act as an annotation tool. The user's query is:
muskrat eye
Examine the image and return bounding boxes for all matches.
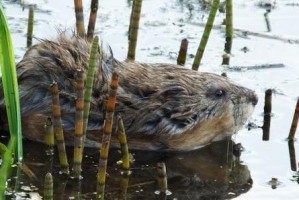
[215,89,226,97]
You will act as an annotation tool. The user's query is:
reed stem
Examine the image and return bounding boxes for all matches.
[74,0,85,37]
[177,38,189,66]
[0,137,15,199]
[262,89,272,141]
[288,140,297,171]
[83,36,99,147]
[87,0,99,42]
[50,82,69,174]
[44,173,53,200]
[288,99,299,140]
[97,72,119,200]
[116,116,130,171]
[26,5,34,48]
[72,69,85,178]
[127,0,142,60]
[222,0,233,65]
[264,11,271,32]
[0,5,23,162]
[44,117,54,154]
[157,162,168,193]
[192,0,219,71]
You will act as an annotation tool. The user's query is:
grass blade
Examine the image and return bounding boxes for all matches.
[0,5,23,162]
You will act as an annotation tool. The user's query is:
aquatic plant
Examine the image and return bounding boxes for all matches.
[0,138,15,199]
[82,36,99,146]
[97,72,119,200]
[73,69,85,178]
[222,0,233,65]
[44,117,54,152]
[127,0,142,60]
[0,4,23,161]
[44,172,54,200]
[50,82,69,174]
[116,116,130,171]
[288,99,299,140]
[262,89,272,141]
[192,0,219,71]
[177,38,189,66]
[74,0,85,37]
[26,5,34,47]
[87,0,99,41]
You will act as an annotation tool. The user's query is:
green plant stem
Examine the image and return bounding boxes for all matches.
[192,0,220,71]
[26,5,34,47]
[127,0,142,60]
[222,0,233,65]
[82,36,99,147]
[0,5,23,162]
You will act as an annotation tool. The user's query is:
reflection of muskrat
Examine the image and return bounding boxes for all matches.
[0,35,258,151]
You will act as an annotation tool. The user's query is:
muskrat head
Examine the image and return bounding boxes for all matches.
[157,72,258,151]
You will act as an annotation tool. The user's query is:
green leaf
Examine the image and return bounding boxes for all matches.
[0,5,23,162]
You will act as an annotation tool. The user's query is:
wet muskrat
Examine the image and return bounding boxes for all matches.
[0,35,258,151]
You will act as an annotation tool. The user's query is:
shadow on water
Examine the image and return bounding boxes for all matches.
[5,139,252,199]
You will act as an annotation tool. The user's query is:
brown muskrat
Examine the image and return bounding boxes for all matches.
[0,34,258,151]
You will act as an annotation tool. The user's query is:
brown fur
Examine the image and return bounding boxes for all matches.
[0,34,258,151]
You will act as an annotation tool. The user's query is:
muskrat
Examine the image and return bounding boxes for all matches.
[0,34,258,151]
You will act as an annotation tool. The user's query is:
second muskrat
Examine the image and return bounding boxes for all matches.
[0,34,258,151]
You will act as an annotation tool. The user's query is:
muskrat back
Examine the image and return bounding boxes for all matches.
[0,34,258,151]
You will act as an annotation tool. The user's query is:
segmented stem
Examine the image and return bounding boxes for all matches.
[192,0,220,71]
[87,0,99,42]
[222,0,233,65]
[44,173,53,200]
[127,0,142,60]
[50,82,69,174]
[26,5,34,47]
[177,38,189,66]
[72,69,85,178]
[83,36,99,146]
[74,0,85,37]
[288,99,299,140]
[97,72,119,200]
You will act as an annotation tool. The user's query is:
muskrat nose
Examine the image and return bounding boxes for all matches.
[249,94,258,106]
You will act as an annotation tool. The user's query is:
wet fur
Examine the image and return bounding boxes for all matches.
[0,35,258,151]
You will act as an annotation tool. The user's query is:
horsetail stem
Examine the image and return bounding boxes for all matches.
[44,117,54,154]
[288,99,299,140]
[157,162,168,194]
[74,0,85,37]
[192,0,219,71]
[72,69,85,178]
[116,116,130,171]
[44,173,53,200]
[127,0,142,61]
[97,72,119,200]
[177,38,189,66]
[222,0,233,65]
[87,0,99,42]
[262,89,272,141]
[26,5,34,48]
[50,82,69,174]
[82,36,99,147]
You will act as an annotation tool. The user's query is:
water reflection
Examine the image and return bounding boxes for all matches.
[6,140,252,199]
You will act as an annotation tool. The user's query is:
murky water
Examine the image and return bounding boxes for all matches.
[1,0,299,199]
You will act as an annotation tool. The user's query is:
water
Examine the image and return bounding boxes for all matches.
[2,0,299,199]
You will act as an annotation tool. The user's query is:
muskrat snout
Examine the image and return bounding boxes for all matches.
[249,93,258,106]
